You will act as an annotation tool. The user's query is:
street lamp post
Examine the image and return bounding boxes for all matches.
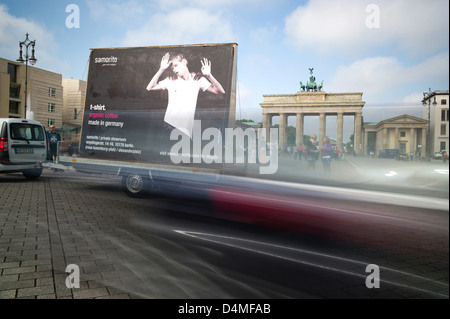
[16,33,37,119]
[422,88,437,159]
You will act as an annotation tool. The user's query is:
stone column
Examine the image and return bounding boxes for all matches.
[410,128,415,155]
[354,112,362,155]
[394,128,399,150]
[262,112,268,131]
[363,129,368,156]
[383,128,388,149]
[279,113,287,149]
[421,128,427,158]
[319,112,326,146]
[376,129,381,153]
[262,113,270,142]
[269,114,274,143]
[296,113,304,146]
[337,112,344,151]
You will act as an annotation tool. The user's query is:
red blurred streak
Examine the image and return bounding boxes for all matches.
[209,188,347,238]
[208,188,448,258]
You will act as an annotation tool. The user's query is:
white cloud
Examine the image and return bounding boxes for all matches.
[122,8,234,46]
[328,52,449,103]
[0,4,66,74]
[402,92,425,104]
[285,0,366,54]
[284,0,449,56]
[328,56,402,95]
[407,52,450,84]
[380,0,449,54]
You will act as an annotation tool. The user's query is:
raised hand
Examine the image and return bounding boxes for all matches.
[146,53,171,91]
[200,57,225,95]
[160,53,171,71]
[200,58,211,77]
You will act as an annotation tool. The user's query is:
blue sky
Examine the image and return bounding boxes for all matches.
[1,0,449,141]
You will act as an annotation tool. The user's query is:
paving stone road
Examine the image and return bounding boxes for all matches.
[0,171,136,299]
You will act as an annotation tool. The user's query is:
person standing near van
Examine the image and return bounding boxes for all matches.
[47,125,61,162]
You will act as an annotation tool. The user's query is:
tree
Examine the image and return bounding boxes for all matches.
[287,126,296,146]
[367,132,376,154]
[236,119,255,123]
[345,134,354,152]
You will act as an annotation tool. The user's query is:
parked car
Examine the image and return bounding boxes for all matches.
[0,118,48,179]
[433,150,449,159]
[378,149,399,158]
[433,151,442,159]
[397,153,409,161]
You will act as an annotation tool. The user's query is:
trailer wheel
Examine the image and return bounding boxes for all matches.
[122,173,149,197]
[23,168,43,180]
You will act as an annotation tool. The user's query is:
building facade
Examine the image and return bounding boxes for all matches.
[62,78,85,126]
[363,115,428,157]
[0,57,63,129]
[61,78,86,143]
[422,90,449,154]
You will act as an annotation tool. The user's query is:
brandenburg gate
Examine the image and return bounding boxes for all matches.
[260,69,365,154]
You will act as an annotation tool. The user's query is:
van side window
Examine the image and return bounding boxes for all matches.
[11,125,22,139]
[34,127,44,140]
[24,128,32,140]
[10,123,45,141]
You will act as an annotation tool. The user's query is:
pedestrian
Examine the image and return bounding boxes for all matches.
[443,151,448,163]
[297,144,303,160]
[410,152,414,161]
[320,136,333,173]
[305,134,319,170]
[335,148,340,160]
[67,143,74,156]
[47,125,61,162]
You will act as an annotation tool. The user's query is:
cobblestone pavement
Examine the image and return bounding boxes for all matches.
[0,170,136,299]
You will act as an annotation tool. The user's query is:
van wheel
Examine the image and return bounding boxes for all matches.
[23,168,43,180]
[122,173,150,197]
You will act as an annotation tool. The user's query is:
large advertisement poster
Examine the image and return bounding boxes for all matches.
[79,43,237,167]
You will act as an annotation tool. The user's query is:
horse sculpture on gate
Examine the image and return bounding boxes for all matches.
[300,81,306,91]
[300,68,324,92]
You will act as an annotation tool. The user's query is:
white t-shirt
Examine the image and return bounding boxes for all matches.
[159,74,211,137]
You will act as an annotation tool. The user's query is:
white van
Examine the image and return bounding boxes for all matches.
[0,118,48,179]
